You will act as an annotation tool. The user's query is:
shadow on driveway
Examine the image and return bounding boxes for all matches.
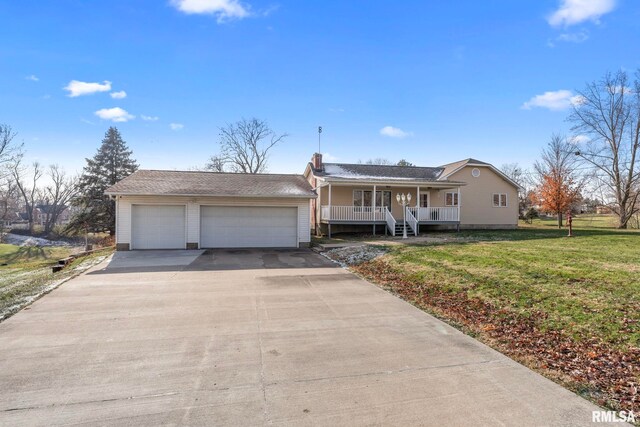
[88,248,336,274]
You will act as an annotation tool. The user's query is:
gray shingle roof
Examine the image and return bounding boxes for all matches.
[105,170,316,198]
[315,163,445,181]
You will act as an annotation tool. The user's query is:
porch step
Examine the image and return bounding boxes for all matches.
[394,222,414,236]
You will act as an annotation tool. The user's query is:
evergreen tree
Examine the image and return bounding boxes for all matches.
[68,127,138,235]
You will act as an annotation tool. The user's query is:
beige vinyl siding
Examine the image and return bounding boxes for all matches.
[448,166,518,226]
[116,195,311,247]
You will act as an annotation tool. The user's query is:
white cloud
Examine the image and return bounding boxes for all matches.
[25,75,39,82]
[323,153,338,161]
[141,115,159,121]
[170,123,184,131]
[557,30,589,43]
[521,90,584,111]
[570,135,590,144]
[548,0,616,27]
[94,107,135,122]
[380,126,412,138]
[110,90,127,99]
[170,0,249,22]
[65,80,112,97]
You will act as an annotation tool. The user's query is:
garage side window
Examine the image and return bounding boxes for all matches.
[493,193,507,207]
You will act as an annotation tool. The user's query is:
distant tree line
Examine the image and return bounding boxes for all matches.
[0,125,138,240]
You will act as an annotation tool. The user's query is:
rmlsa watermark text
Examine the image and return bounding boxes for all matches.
[592,410,636,423]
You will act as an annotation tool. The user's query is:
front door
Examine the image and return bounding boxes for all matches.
[420,192,430,207]
[375,190,392,210]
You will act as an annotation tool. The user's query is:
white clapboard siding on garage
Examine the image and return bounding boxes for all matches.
[201,206,297,248]
[131,205,186,249]
[115,196,311,248]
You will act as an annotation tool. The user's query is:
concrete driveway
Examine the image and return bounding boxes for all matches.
[0,249,609,426]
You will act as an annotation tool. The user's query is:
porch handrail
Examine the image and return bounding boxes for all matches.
[405,207,418,236]
[412,206,459,222]
[385,207,396,236]
[321,205,386,221]
[321,206,330,221]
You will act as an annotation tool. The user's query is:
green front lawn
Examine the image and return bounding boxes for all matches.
[387,227,639,348]
[347,221,639,412]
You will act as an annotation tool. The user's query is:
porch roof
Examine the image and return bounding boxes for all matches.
[314,163,465,186]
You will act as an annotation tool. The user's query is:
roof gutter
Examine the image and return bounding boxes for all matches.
[318,178,466,187]
[104,192,317,199]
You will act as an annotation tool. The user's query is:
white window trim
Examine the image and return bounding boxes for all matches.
[353,189,392,207]
[492,193,508,208]
[444,191,459,207]
[420,191,430,208]
[375,190,392,208]
[352,189,373,207]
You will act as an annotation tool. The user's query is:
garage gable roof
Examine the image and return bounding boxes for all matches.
[105,170,316,198]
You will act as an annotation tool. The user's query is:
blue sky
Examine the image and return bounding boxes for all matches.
[1,0,638,174]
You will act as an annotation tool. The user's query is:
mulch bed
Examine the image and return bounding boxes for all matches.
[352,259,640,414]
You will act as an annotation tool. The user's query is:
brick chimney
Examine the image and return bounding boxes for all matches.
[311,152,323,171]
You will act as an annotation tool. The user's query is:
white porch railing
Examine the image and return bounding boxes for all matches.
[321,205,460,222]
[320,206,386,222]
[405,207,418,236]
[385,207,396,236]
[408,207,460,222]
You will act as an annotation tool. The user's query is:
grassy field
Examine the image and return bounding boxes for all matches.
[388,226,639,349]
[0,243,112,319]
[339,215,639,412]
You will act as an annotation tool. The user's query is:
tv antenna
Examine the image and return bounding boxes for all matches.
[318,126,322,153]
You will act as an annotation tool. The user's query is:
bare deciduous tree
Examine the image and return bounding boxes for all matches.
[11,158,43,234]
[215,118,287,173]
[0,124,22,174]
[0,178,18,242]
[204,155,226,172]
[501,162,533,213]
[569,69,640,229]
[533,135,584,228]
[39,165,78,234]
[359,158,394,165]
[0,124,22,240]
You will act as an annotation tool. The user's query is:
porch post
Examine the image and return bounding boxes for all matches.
[328,183,332,238]
[416,186,420,221]
[316,185,322,236]
[457,186,461,222]
[372,184,377,235]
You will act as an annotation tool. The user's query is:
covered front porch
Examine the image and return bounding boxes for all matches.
[316,182,463,237]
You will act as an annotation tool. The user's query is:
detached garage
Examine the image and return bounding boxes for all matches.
[105,170,315,250]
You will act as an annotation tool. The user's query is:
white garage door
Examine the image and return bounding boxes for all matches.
[131,205,186,249]
[200,206,297,248]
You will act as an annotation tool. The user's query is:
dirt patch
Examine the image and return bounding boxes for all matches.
[322,245,387,267]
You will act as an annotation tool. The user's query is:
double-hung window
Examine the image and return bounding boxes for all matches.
[353,190,372,212]
[445,192,459,206]
[493,193,507,207]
